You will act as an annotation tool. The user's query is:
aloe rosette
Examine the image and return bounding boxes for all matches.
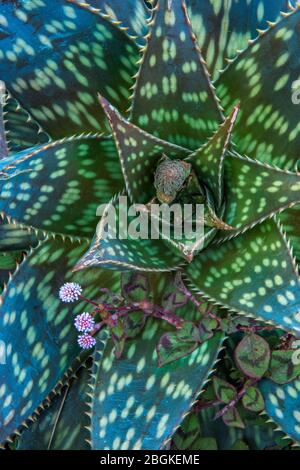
[0,0,299,450]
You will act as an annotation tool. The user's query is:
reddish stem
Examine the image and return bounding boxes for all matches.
[79,295,100,308]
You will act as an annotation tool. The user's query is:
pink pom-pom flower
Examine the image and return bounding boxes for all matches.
[74,312,95,333]
[78,333,96,349]
[59,282,82,303]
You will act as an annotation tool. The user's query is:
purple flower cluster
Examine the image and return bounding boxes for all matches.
[74,312,96,349]
[74,312,95,333]
[59,283,96,350]
[59,282,82,303]
[77,334,96,349]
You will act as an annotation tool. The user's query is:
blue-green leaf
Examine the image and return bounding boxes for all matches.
[0,217,38,252]
[186,0,293,79]
[99,95,189,203]
[88,0,150,41]
[130,0,223,149]
[0,0,139,137]
[216,6,300,170]
[187,105,239,208]
[75,194,183,272]
[0,136,123,238]
[90,321,224,450]
[186,219,300,335]
[4,92,50,154]
[215,152,300,242]
[260,377,300,443]
[0,82,8,159]
[0,235,121,444]
[17,365,92,450]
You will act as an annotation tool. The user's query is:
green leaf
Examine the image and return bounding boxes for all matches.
[0,251,22,290]
[75,194,183,272]
[216,152,300,240]
[235,333,270,379]
[157,322,200,366]
[188,105,239,208]
[130,0,222,150]
[196,437,218,450]
[186,0,292,79]
[222,407,245,429]
[88,0,150,41]
[0,217,39,252]
[216,7,300,170]
[213,377,237,404]
[175,404,288,450]
[111,312,147,359]
[99,95,189,203]
[198,316,219,342]
[17,365,92,450]
[186,219,300,335]
[90,319,224,450]
[0,236,121,444]
[171,413,200,450]
[0,251,21,271]
[0,136,123,238]
[121,272,150,302]
[0,0,139,138]
[268,350,300,385]
[4,92,50,154]
[242,386,265,412]
[260,377,300,443]
[230,439,249,451]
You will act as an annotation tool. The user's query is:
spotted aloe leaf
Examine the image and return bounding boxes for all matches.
[90,321,224,450]
[74,194,183,272]
[98,95,189,203]
[260,378,300,443]
[0,82,8,159]
[186,0,293,79]
[215,152,300,241]
[87,0,150,41]
[279,204,300,263]
[17,365,92,450]
[0,136,123,238]
[0,216,39,252]
[216,5,300,170]
[130,0,223,150]
[0,0,139,138]
[187,105,239,208]
[4,92,50,153]
[0,236,121,444]
[186,219,300,335]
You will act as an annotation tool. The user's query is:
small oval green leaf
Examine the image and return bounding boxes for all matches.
[234,333,271,379]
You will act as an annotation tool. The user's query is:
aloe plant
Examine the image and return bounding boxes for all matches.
[0,0,300,451]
